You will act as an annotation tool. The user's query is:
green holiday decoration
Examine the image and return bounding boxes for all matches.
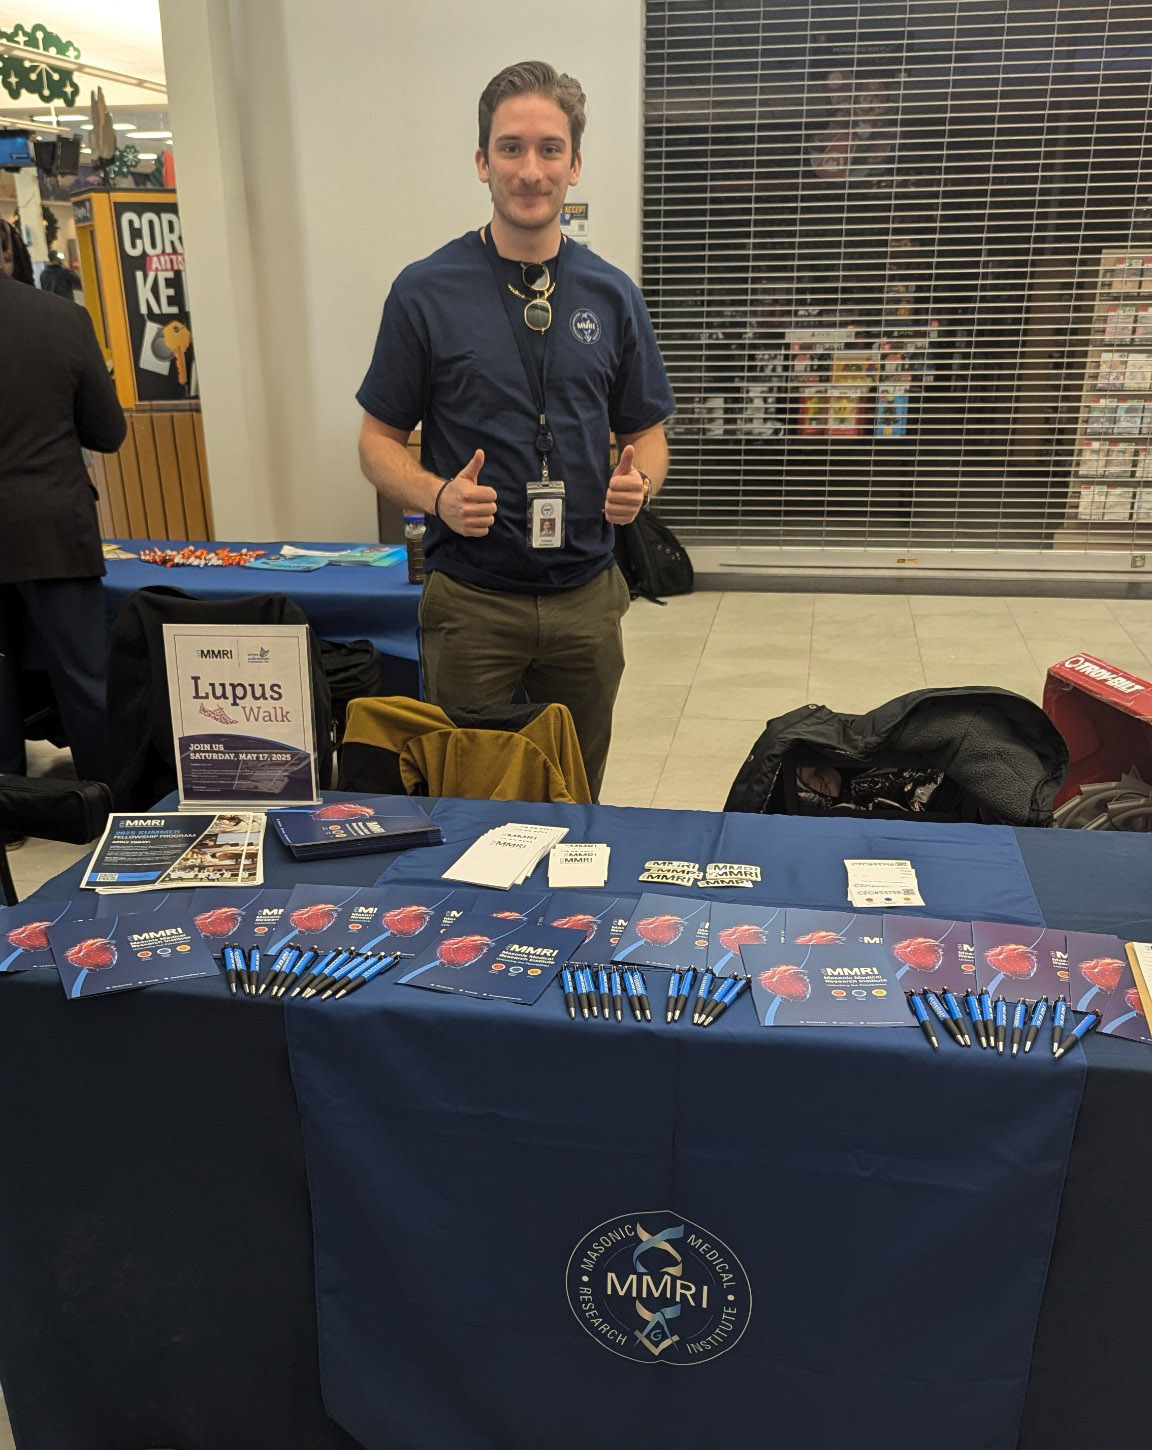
[0,22,81,106]
[109,143,140,179]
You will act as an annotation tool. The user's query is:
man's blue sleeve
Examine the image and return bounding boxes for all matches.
[608,287,676,436]
[356,286,429,430]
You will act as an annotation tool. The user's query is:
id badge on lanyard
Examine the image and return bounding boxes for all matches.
[527,473,566,549]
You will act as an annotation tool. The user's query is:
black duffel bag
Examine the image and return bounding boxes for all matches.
[0,773,112,845]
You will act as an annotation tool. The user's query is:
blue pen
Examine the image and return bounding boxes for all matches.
[611,968,623,1022]
[275,947,316,999]
[1051,995,1068,1057]
[633,969,651,1022]
[624,968,643,1022]
[597,967,611,1020]
[906,991,938,1050]
[222,943,242,996]
[560,966,577,1019]
[675,968,695,1023]
[1053,1009,1101,1060]
[693,969,714,1026]
[584,966,600,1019]
[980,989,994,1042]
[924,989,963,1046]
[964,989,986,1049]
[258,945,294,997]
[994,995,1008,1054]
[1011,999,1028,1057]
[942,986,970,1047]
[333,953,398,999]
[1023,997,1049,1054]
[573,966,590,1020]
[665,969,681,1024]
[319,953,374,999]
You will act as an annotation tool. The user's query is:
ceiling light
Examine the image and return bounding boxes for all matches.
[128,131,172,140]
[112,122,137,131]
[136,152,157,160]
[80,123,93,130]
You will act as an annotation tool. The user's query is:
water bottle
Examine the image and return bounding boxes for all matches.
[404,514,426,585]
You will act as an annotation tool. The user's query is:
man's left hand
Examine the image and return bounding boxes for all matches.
[604,444,645,525]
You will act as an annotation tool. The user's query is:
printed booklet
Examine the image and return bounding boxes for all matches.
[612,893,711,972]
[48,909,222,1000]
[0,898,94,973]
[270,796,441,861]
[396,912,585,1004]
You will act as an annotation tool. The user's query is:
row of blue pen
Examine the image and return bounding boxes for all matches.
[560,965,748,1028]
[906,987,1101,1059]
[221,943,398,1001]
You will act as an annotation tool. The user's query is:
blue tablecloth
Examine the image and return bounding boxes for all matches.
[102,540,421,666]
[287,800,1083,1450]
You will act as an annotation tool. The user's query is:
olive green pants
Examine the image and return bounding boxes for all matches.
[418,566,631,800]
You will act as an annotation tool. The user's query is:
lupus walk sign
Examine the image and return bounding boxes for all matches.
[565,1210,751,1364]
[163,623,320,809]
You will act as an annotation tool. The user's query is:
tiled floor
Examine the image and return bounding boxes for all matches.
[601,589,1152,810]
[4,587,1151,1449]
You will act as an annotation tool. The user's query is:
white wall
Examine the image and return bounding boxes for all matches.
[159,0,645,541]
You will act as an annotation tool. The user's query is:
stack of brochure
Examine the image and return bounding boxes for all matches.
[548,843,610,888]
[270,796,441,861]
[442,822,568,890]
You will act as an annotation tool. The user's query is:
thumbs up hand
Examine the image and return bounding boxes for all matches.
[604,443,646,525]
[437,449,498,536]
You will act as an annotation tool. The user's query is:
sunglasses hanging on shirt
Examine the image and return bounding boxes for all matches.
[506,261,555,333]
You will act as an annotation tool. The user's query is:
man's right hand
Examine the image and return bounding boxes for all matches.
[438,450,497,536]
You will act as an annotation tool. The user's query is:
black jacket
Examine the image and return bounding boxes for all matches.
[724,686,1069,828]
[0,274,125,582]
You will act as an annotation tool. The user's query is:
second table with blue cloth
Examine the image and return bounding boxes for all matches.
[101,540,421,693]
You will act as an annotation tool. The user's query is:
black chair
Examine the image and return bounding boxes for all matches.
[106,586,334,811]
[0,773,111,905]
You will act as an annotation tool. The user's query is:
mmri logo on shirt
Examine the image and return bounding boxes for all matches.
[569,308,603,345]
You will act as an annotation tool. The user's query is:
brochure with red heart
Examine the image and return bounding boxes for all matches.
[971,922,1069,1001]
[48,909,220,1000]
[395,913,585,1004]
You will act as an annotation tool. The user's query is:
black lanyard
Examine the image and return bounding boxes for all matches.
[482,231,561,472]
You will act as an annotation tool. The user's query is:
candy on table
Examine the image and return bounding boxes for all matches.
[138,546,267,567]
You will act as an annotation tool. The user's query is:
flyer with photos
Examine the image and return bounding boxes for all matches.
[163,622,319,808]
[80,813,266,892]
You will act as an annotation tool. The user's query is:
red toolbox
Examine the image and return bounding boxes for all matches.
[1044,653,1152,807]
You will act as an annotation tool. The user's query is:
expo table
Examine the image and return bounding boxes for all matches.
[0,803,1150,1450]
[102,540,421,695]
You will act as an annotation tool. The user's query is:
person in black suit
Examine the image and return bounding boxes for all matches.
[0,219,127,785]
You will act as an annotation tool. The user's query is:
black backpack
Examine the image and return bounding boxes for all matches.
[613,509,694,605]
[317,637,384,739]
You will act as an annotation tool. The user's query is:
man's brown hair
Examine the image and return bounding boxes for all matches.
[478,60,587,157]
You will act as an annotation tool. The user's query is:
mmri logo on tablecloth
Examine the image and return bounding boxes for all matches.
[565,1211,751,1363]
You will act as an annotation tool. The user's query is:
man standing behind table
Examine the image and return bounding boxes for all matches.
[0,221,126,785]
[356,59,674,798]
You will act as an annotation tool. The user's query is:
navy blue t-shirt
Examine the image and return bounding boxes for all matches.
[356,230,675,593]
